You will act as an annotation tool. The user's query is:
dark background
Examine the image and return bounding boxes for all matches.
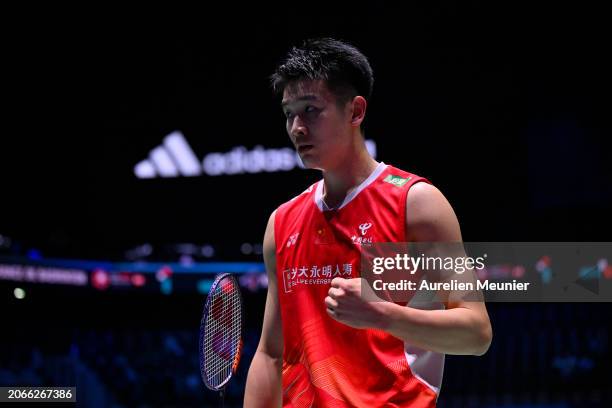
[1,3,611,407]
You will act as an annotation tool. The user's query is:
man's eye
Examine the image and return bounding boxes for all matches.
[305,106,316,113]
[285,111,294,119]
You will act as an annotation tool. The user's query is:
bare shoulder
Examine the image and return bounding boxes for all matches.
[405,182,462,242]
[263,210,277,247]
[263,210,277,275]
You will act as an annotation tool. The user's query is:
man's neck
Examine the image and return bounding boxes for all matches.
[321,146,379,209]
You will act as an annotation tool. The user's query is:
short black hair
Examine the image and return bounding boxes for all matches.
[271,38,374,106]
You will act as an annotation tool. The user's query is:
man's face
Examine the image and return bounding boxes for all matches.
[281,80,352,170]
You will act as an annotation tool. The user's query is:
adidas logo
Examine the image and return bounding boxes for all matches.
[134,131,202,178]
[134,131,377,178]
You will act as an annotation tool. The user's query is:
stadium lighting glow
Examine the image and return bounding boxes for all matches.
[14,287,25,299]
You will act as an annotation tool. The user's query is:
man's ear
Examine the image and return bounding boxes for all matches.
[350,96,367,127]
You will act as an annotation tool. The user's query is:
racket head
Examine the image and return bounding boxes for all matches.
[199,273,244,391]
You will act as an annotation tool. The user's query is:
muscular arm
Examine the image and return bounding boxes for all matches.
[381,182,492,355]
[244,211,283,407]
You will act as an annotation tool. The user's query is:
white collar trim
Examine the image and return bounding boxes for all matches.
[314,162,387,212]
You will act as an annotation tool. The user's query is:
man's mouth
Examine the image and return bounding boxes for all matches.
[297,144,314,154]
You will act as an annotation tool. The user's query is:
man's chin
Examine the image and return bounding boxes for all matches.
[299,155,320,170]
[300,155,316,169]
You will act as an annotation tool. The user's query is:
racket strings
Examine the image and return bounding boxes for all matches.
[203,278,242,389]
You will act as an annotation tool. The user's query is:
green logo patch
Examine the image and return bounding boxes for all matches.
[383,174,412,187]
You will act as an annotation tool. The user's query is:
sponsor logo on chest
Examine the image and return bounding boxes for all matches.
[281,262,354,293]
[286,232,300,248]
[352,221,374,245]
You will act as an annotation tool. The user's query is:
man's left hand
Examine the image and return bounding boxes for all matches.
[325,277,389,330]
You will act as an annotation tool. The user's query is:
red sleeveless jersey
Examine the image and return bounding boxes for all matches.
[274,163,444,408]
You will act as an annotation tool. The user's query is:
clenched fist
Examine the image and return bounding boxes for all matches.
[325,277,390,330]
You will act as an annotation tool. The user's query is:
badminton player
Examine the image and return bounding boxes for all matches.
[245,38,492,407]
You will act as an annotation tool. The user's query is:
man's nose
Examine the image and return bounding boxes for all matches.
[290,116,307,138]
